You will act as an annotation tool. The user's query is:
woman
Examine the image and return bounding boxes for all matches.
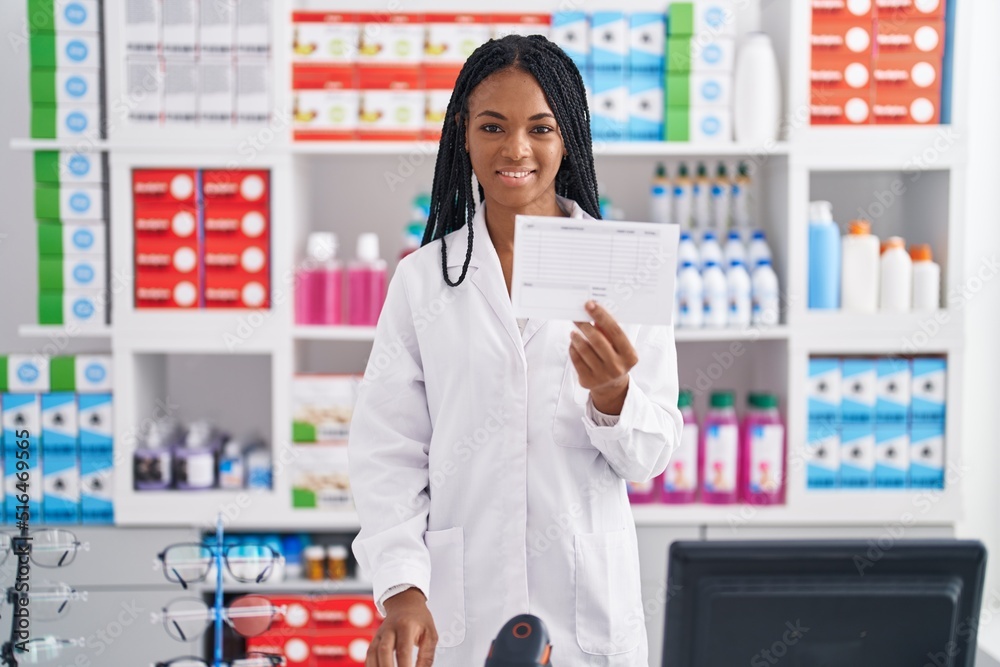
[349,35,682,667]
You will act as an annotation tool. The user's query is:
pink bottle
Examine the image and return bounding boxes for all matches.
[662,390,698,504]
[295,232,342,325]
[347,233,388,326]
[699,390,739,504]
[739,392,786,505]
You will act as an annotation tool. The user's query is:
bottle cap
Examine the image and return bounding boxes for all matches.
[910,243,933,262]
[678,390,693,409]
[748,392,778,409]
[681,260,696,269]
[680,231,692,241]
[738,162,749,177]
[697,162,708,177]
[751,229,766,240]
[327,545,349,559]
[885,236,906,251]
[356,233,381,262]
[848,220,871,235]
[727,230,741,240]
[729,258,745,268]
[678,163,689,177]
[756,258,772,267]
[655,162,666,178]
[304,545,325,559]
[716,162,728,176]
[809,201,833,223]
[702,230,716,241]
[704,260,719,268]
[709,391,735,408]
[307,232,337,263]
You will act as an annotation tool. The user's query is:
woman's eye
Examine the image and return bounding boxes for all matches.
[481,124,502,133]
[532,126,554,134]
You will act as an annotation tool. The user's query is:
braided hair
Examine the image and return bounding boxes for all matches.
[421,34,602,287]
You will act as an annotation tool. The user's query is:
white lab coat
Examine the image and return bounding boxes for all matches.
[349,196,682,666]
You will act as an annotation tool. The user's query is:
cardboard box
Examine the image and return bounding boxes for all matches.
[202,169,270,204]
[38,290,107,325]
[810,51,872,91]
[38,221,106,257]
[7,356,50,393]
[78,392,112,445]
[666,106,732,141]
[909,421,944,488]
[34,151,105,185]
[35,183,106,221]
[79,392,113,524]
[135,274,201,308]
[203,278,270,309]
[248,631,376,666]
[875,0,946,20]
[491,13,550,39]
[292,65,359,140]
[292,375,361,443]
[875,424,909,488]
[810,0,876,22]
[41,392,80,523]
[591,68,628,141]
[200,0,236,54]
[839,423,875,488]
[875,18,946,55]
[357,67,423,140]
[133,169,198,204]
[203,238,269,276]
[423,67,461,140]
[203,204,269,240]
[591,12,628,71]
[236,57,272,125]
[666,71,733,106]
[291,444,352,510]
[162,0,197,54]
[840,358,876,422]
[666,36,735,72]
[911,357,946,422]
[811,19,873,56]
[27,0,101,34]
[876,357,911,423]
[30,34,101,69]
[3,394,41,524]
[807,357,841,423]
[125,56,163,124]
[198,57,235,125]
[628,13,666,73]
[292,12,359,64]
[357,12,423,65]
[872,51,942,91]
[134,203,198,239]
[550,12,590,72]
[236,0,271,54]
[810,87,872,124]
[30,68,101,106]
[668,2,737,37]
[38,255,107,291]
[258,596,379,634]
[134,235,200,274]
[31,104,101,140]
[124,0,159,54]
[423,13,492,66]
[628,70,663,141]
[872,89,940,124]
[806,421,839,489]
[49,354,113,393]
[163,57,198,125]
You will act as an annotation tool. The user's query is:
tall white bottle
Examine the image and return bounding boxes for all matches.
[747,229,773,269]
[700,231,723,271]
[752,258,780,326]
[726,259,752,328]
[693,162,712,231]
[678,231,700,268]
[910,244,941,311]
[650,163,671,224]
[677,261,704,328]
[734,33,781,144]
[880,237,912,312]
[723,230,747,267]
[673,163,693,230]
[840,220,880,313]
[702,260,728,328]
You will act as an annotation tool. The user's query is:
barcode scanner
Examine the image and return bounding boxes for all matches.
[484,614,553,666]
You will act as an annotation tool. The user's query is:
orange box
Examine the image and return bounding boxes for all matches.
[133,203,199,239]
[872,88,940,124]
[811,87,872,125]
[423,65,461,140]
[134,235,200,274]
[135,272,201,308]
[811,19,874,56]
[292,66,360,141]
[201,169,270,204]
[203,203,269,240]
[872,51,942,92]
[811,0,875,22]
[875,0,946,20]
[132,169,198,204]
[356,66,423,141]
[875,18,945,55]
[811,51,872,91]
[423,13,492,66]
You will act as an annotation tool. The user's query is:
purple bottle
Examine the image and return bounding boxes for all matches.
[347,233,388,326]
[740,392,786,505]
[662,390,698,504]
[699,391,739,504]
[133,418,182,490]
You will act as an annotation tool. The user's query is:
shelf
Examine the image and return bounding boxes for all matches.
[794,127,965,170]
[794,311,961,353]
[18,324,113,339]
[9,138,109,152]
[200,579,372,595]
[675,325,790,342]
[293,326,378,341]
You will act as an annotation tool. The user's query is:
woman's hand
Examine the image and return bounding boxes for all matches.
[367,588,437,667]
[570,301,639,415]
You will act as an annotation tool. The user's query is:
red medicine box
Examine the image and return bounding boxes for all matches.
[811,19,874,57]
[875,18,946,56]
[201,169,270,205]
[875,0,946,20]
[811,51,872,92]
[872,87,940,124]
[133,203,199,240]
[811,0,875,23]
[811,87,873,125]
[133,169,198,204]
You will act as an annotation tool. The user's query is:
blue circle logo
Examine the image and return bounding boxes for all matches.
[73,228,94,249]
[704,44,722,64]
[17,364,39,383]
[68,155,90,177]
[84,363,106,383]
[64,3,87,25]
[65,76,88,98]
[66,40,88,62]
[702,116,721,135]
[702,81,721,101]
[73,298,95,319]
[69,192,91,213]
[705,8,725,28]
[73,263,95,284]
[66,112,88,133]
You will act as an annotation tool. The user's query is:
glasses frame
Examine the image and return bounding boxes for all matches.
[156,543,282,590]
[155,596,288,643]
[0,529,85,569]
[8,636,85,665]
[154,654,285,667]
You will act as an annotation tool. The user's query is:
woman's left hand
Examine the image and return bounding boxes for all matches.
[569,301,639,416]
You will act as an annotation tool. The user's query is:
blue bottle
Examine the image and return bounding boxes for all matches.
[808,200,840,309]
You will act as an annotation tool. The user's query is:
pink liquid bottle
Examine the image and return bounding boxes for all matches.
[295,232,342,325]
[347,233,388,326]
[662,389,698,504]
[740,392,786,505]
[699,390,740,504]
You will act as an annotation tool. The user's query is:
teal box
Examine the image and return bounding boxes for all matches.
[808,357,841,423]
[41,393,80,523]
[551,12,590,73]
[911,357,947,423]
[3,393,41,524]
[876,357,911,424]
[80,440,112,524]
[629,13,665,72]
[628,70,663,141]
[910,422,945,489]
[78,393,112,446]
[591,68,627,141]
[841,358,876,423]
[840,423,875,488]
[806,421,839,489]
[591,12,627,71]
[875,424,909,489]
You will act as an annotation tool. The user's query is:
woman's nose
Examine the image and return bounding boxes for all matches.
[500,130,531,160]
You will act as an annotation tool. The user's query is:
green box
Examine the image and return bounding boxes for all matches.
[49,356,76,392]
[31,106,58,139]
[38,221,64,255]
[666,72,691,107]
[293,421,317,444]
[668,2,694,36]
[26,0,57,34]
[666,108,690,142]
[666,37,692,72]
[30,69,58,104]
[0,358,7,392]
[38,256,65,290]
[35,184,61,220]
[38,292,65,325]
[34,151,61,183]
[29,34,58,69]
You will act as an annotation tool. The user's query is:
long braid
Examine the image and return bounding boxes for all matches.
[424,34,602,287]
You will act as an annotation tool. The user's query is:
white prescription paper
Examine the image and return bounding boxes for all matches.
[511,216,679,325]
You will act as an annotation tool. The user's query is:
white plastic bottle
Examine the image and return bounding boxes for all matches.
[673,163,693,229]
[702,260,728,328]
[677,261,704,328]
[650,163,671,224]
[840,219,880,313]
[711,162,731,230]
[732,161,752,230]
[699,230,723,271]
[747,229,772,269]
[726,259,752,328]
[723,230,746,267]
[678,231,700,269]
[752,258,780,326]
[693,162,711,231]
[880,236,912,312]
[910,244,941,311]
[734,33,782,144]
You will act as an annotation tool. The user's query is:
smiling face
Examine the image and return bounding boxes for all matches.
[463,67,566,215]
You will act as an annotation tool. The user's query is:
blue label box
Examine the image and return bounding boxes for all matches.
[841,358,876,423]
[875,424,909,489]
[591,12,628,71]
[41,393,80,524]
[628,13,665,72]
[591,68,628,141]
[806,421,839,489]
[910,422,945,489]
[78,393,112,524]
[876,357,911,424]
[627,70,663,141]
[840,423,875,488]
[3,394,42,524]
[911,357,947,423]
[551,12,590,73]
[808,358,841,423]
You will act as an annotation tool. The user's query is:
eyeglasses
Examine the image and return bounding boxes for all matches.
[28,582,87,621]
[0,529,84,568]
[157,543,282,589]
[155,653,286,667]
[153,595,287,642]
[12,636,85,664]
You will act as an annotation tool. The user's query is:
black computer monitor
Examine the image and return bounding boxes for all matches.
[663,540,986,667]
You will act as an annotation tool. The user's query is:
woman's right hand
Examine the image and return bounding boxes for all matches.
[367,588,438,667]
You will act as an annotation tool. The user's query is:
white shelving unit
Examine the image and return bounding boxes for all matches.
[11,0,971,534]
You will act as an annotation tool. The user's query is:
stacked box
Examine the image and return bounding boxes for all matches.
[874,357,911,488]
[40,393,80,523]
[2,392,41,525]
[27,0,105,141]
[35,151,109,326]
[665,1,735,142]
[909,357,946,488]
[79,393,113,524]
[806,358,841,488]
